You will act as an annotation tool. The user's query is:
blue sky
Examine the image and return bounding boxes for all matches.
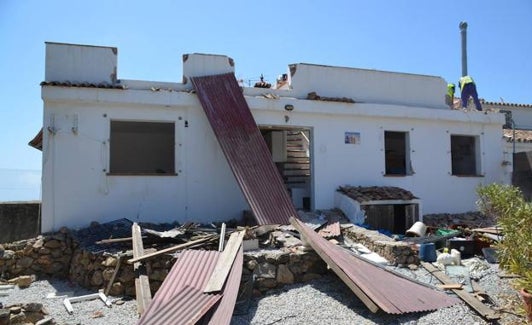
[1,0,531,201]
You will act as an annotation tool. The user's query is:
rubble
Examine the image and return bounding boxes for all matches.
[0,208,521,323]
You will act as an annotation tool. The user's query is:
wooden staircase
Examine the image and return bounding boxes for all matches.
[280,130,311,209]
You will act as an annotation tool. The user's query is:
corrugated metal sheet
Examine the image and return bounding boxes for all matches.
[139,285,221,325]
[291,217,460,314]
[191,73,296,225]
[206,245,244,325]
[138,250,220,324]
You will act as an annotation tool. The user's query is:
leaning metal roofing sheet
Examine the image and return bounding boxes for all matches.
[191,73,296,225]
[138,250,220,323]
[290,217,460,314]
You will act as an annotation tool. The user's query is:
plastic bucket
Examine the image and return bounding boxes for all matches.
[419,243,437,262]
[406,221,427,237]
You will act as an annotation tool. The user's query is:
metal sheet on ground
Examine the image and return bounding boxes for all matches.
[291,217,460,314]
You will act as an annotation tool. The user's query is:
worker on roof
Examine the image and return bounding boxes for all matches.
[459,75,482,111]
[446,83,456,109]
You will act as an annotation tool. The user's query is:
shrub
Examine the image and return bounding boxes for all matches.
[477,183,532,292]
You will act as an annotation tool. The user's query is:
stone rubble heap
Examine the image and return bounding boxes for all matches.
[0,302,50,325]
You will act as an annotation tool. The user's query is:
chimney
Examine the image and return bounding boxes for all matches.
[459,21,468,77]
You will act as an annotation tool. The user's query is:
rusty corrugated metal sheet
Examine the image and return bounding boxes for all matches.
[191,73,296,225]
[291,217,460,314]
[139,285,221,325]
[206,245,243,325]
[318,221,341,238]
[138,250,220,324]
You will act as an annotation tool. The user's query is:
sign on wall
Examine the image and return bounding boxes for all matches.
[345,132,361,144]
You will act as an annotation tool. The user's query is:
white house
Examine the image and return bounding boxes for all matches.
[36,42,509,232]
[480,101,532,153]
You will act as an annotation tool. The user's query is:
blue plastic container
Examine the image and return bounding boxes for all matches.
[419,243,437,262]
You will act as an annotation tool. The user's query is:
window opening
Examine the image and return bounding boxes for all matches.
[109,121,175,175]
[451,135,479,176]
[384,131,411,175]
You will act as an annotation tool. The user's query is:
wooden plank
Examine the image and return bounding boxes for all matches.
[290,217,379,313]
[132,223,152,315]
[96,237,133,244]
[104,254,123,296]
[421,262,500,320]
[471,227,502,235]
[218,223,226,252]
[437,283,463,290]
[127,235,216,264]
[204,231,244,293]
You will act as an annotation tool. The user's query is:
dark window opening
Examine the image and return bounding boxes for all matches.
[451,135,478,176]
[385,131,410,175]
[110,121,175,175]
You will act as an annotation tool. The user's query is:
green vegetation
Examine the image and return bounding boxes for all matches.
[476,183,532,292]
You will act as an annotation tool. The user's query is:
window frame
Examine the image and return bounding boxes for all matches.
[450,134,482,177]
[384,130,412,176]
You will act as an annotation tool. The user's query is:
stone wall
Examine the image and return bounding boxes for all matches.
[343,225,419,266]
[1,230,328,299]
[242,248,327,294]
[0,229,72,279]
[0,202,41,243]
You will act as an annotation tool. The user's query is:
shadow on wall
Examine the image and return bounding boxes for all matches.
[0,202,41,243]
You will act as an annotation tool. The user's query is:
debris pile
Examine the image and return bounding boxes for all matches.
[0,301,50,325]
[307,91,355,103]
[0,208,513,323]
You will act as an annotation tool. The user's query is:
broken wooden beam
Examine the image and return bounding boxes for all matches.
[127,235,217,264]
[421,262,499,320]
[104,253,123,296]
[218,223,226,252]
[204,231,244,293]
[96,237,135,244]
[132,222,152,315]
[436,283,463,290]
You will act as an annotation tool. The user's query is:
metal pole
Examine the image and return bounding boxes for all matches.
[459,21,468,77]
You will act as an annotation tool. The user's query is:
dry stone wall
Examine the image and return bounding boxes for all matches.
[1,230,328,299]
[343,225,419,265]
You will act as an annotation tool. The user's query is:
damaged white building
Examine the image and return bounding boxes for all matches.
[34,42,510,232]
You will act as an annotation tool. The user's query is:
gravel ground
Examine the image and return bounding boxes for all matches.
[1,259,526,324]
[1,278,139,324]
[230,260,526,325]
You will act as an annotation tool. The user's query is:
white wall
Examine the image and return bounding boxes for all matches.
[40,43,508,232]
[249,97,507,215]
[45,42,117,84]
[289,63,448,109]
[41,88,247,232]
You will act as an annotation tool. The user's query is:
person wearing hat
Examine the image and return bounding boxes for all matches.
[459,75,482,111]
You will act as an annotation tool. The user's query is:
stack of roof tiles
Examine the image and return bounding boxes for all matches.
[338,186,418,202]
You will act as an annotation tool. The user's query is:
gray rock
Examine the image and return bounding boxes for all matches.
[254,262,276,279]
[276,264,294,284]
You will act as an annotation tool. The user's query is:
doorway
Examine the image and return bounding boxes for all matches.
[260,126,312,210]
